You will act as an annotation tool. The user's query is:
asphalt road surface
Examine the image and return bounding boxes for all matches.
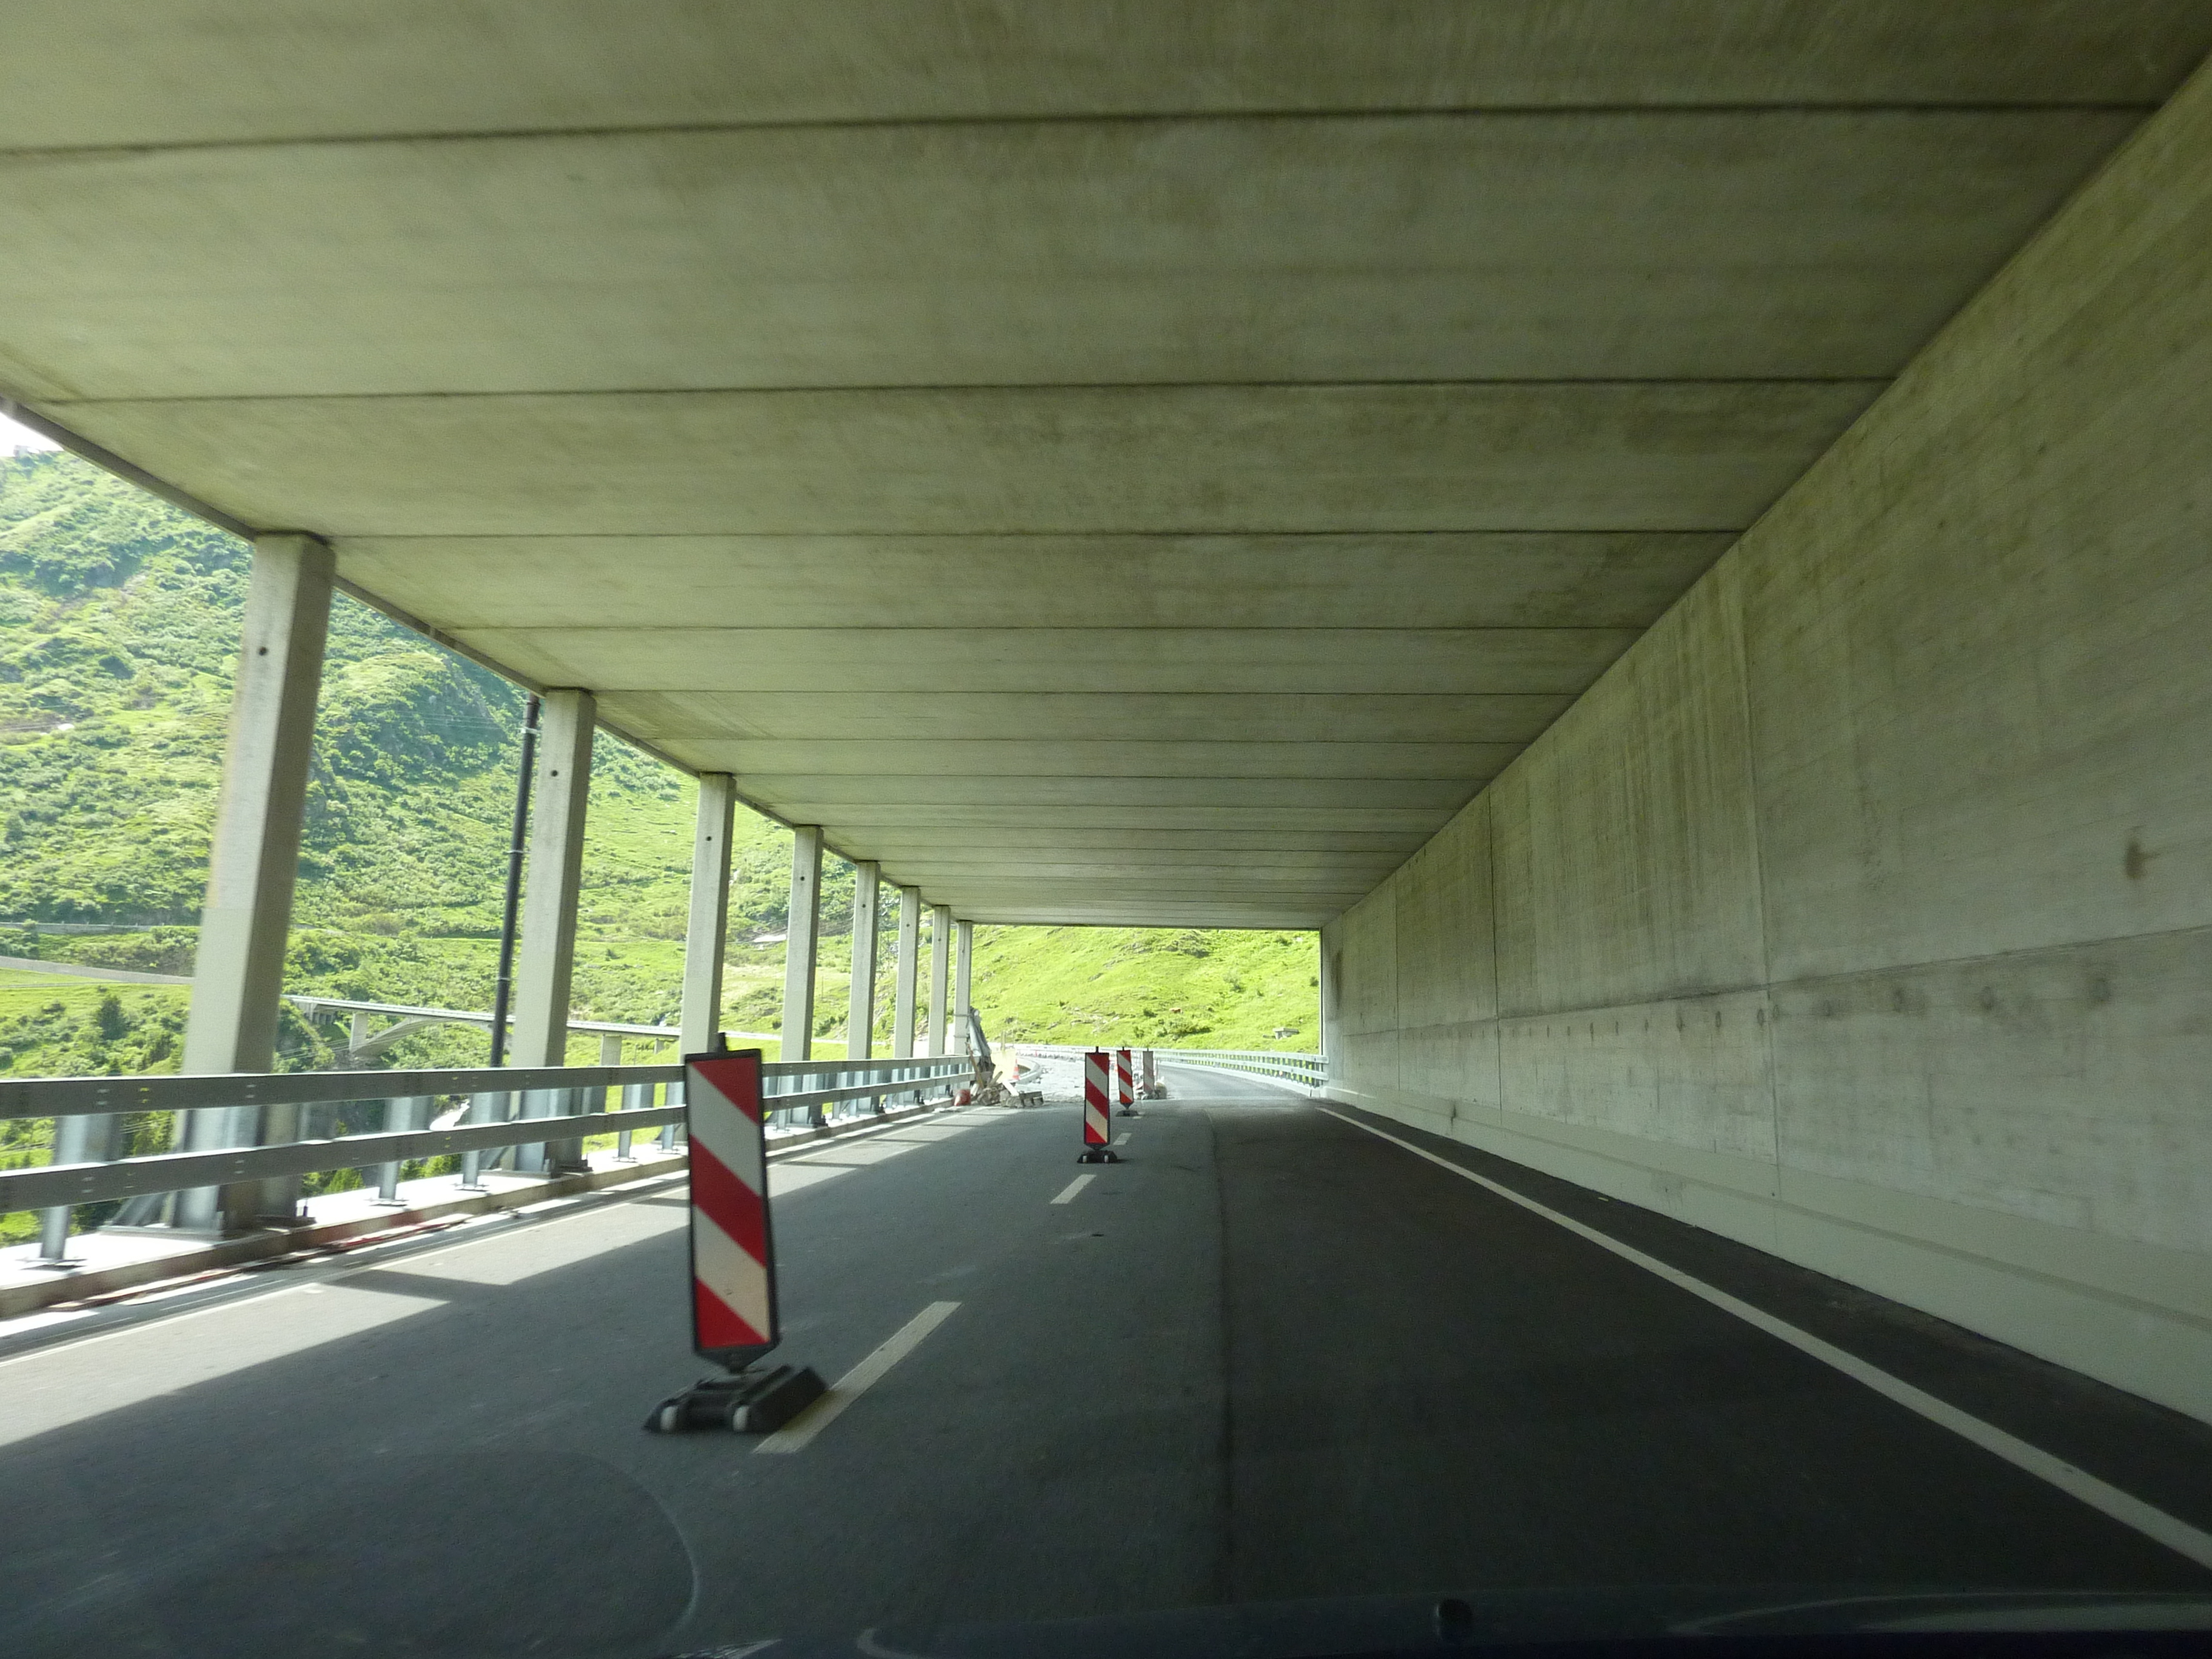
[2,1066,2208,1658]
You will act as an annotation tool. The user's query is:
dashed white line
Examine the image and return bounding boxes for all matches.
[755,1300,961,1454]
[1317,1106,2212,1572]
[1050,1174,1095,1205]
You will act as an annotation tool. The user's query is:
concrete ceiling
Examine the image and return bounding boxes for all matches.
[4,3,2209,928]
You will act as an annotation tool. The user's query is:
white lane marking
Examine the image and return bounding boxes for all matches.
[1050,1174,1095,1205]
[1317,1107,2212,1572]
[755,1300,961,1454]
[1111,1132,1131,1146]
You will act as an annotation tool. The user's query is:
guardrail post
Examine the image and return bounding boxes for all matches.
[600,1033,633,1161]
[928,903,951,1057]
[35,1111,106,1264]
[373,1095,434,1204]
[659,1042,682,1150]
[618,1074,648,1161]
[892,885,920,1058]
[848,861,880,1061]
[512,1082,588,1175]
[173,532,334,1234]
[458,1090,504,1187]
[514,1088,554,1174]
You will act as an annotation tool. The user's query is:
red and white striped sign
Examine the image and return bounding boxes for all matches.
[685,1051,780,1366]
[1115,1047,1134,1109]
[1083,1050,1111,1146]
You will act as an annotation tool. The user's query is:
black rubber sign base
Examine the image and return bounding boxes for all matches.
[645,1363,826,1435]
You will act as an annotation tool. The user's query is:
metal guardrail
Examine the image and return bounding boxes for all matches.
[1154,1048,1328,1090]
[1014,1044,1327,1092]
[0,1056,974,1222]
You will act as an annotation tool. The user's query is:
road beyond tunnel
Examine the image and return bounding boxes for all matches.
[3,1067,2207,1658]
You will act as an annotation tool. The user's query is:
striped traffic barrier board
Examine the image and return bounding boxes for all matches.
[1078,1050,1119,1163]
[1084,1051,1111,1145]
[1115,1046,1141,1116]
[647,1047,826,1434]
[685,1049,779,1367]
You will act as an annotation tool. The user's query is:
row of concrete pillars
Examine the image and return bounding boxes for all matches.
[796,825,975,1068]
[166,532,974,1230]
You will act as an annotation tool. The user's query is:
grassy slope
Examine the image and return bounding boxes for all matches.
[971,926,1316,1051]
[0,452,1322,1232]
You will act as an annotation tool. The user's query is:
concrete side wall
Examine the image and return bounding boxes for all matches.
[1322,59,2212,1424]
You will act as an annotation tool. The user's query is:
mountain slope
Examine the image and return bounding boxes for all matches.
[0,451,1320,1075]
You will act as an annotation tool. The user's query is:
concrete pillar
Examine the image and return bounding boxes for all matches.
[511,688,594,1171]
[846,860,880,1061]
[1319,933,1338,1082]
[510,688,593,1067]
[928,903,952,1058]
[953,919,974,1054]
[892,884,921,1059]
[175,532,333,1232]
[781,825,823,1062]
[680,774,737,1057]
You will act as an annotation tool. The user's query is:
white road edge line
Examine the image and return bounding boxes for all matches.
[1316,1105,2212,1572]
[1051,1175,1095,1205]
[755,1300,961,1455]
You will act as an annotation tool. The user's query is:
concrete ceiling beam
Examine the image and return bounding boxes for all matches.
[592,692,1581,745]
[0,112,2136,400]
[5,1,2203,151]
[339,534,1730,633]
[41,382,1880,539]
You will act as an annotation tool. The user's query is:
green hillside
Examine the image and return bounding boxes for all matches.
[0,449,1321,1102]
